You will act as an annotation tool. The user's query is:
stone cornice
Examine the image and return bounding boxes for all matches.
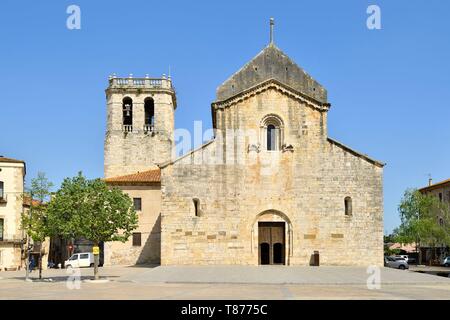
[327,138,385,168]
[105,87,177,109]
[211,78,331,112]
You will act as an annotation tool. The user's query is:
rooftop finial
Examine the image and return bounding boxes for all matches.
[270,17,274,44]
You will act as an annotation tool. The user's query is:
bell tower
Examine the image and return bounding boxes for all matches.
[104,74,176,178]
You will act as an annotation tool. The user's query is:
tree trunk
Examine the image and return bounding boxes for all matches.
[38,251,42,280]
[94,241,99,280]
[417,240,422,265]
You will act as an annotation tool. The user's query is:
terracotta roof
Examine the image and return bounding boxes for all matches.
[23,196,42,207]
[419,178,450,192]
[0,156,25,164]
[104,169,161,185]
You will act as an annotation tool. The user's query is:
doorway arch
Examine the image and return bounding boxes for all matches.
[251,210,293,266]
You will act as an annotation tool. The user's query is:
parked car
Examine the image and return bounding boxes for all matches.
[394,255,408,263]
[64,253,95,268]
[384,256,409,270]
[441,256,450,267]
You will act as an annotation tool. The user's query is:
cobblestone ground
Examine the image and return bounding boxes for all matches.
[0,266,449,300]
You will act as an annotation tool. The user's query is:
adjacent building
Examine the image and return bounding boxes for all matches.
[0,156,26,271]
[419,177,450,263]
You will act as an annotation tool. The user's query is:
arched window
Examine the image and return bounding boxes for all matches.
[122,97,133,132]
[144,98,155,132]
[344,197,352,216]
[0,181,3,199]
[261,114,283,151]
[193,198,200,217]
[267,125,276,150]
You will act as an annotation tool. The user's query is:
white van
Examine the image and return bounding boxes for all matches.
[64,253,95,268]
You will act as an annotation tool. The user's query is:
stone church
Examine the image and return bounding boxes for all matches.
[103,25,384,267]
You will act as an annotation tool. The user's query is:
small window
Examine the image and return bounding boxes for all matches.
[439,218,444,226]
[447,191,450,203]
[439,193,443,202]
[132,233,141,246]
[0,181,3,199]
[80,253,89,259]
[0,218,3,241]
[344,197,352,216]
[133,198,142,211]
[267,124,277,150]
[193,198,200,217]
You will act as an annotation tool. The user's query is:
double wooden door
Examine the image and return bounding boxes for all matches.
[258,222,285,265]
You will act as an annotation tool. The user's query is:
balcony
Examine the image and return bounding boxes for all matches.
[108,75,173,90]
[143,124,154,134]
[122,125,133,133]
[0,193,7,204]
[0,233,24,245]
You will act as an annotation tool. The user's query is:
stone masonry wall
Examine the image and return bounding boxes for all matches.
[104,92,174,178]
[160,88,383,266]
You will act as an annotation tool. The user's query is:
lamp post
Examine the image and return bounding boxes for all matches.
[25,191,32,281]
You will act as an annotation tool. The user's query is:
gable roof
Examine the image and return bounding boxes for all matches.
[328,138,385,168]
[0,156,25,165]
[419,178,450,192]
[216,44,327,104]
[104,169,161,185]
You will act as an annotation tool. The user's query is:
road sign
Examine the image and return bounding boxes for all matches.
[93,246,100,255]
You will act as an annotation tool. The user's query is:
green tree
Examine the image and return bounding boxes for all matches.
[46,172,138,279]
[394,189,450,264]
[22,172,53,279]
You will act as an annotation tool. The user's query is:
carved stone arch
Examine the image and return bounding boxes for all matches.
[260,114,284,151]
[251,209,293,265]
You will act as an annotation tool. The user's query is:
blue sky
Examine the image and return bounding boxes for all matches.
[0,1,449,233]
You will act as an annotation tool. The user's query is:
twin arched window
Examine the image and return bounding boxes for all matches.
[122,97,155,133]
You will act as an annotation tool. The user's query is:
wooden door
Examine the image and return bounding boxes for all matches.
[258,222,285,265]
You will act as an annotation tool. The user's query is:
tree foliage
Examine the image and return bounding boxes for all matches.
[394,189,450,259]
[46,172,138,244]
[22,172,53,242]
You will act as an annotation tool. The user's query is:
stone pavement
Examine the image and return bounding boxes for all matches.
[0,265,449,300]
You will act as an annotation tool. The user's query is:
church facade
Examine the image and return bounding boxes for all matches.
[103,39,384,266]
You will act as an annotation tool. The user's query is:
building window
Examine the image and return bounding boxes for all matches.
[0,181,3,199]
[267,125,277,150]
[439,193,443,202]
[193,198,200,217]
[261,114,283,151]
[144,98,155,132]
[122,97,133,132]
[133,198,142,211]
[132,233,141,246]
[344,197,352,216]
[0,218,3,241]
[447,191,450,203]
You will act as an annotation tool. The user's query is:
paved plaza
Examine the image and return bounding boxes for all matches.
[0,265,449,299]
